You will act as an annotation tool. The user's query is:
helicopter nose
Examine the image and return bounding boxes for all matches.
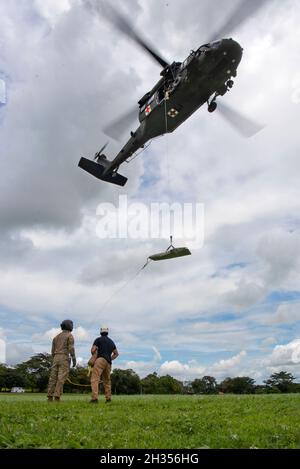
[219,38,243,65]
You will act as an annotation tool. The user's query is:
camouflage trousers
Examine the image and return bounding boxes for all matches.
[91,357,111,401]
[47,355,70,398]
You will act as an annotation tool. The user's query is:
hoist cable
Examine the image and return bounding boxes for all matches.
[98,259,152,315]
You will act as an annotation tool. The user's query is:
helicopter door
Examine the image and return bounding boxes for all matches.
[156,87,165,104]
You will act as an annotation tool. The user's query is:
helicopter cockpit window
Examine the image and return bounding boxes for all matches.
[181,58,188,70]
[181,53,195,70]
[197,44,212,56]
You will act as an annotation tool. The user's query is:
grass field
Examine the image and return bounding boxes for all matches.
[0,393,300,449]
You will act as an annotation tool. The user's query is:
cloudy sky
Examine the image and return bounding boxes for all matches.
[1,0,300,383]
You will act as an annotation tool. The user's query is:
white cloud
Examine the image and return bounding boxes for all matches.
[266,339,300,367]
[224,281,266,311]
[38,327,60,341]
[257,231,300,287]
[73,326,90,342]
[261,337,277,347]
[33,326,90,343]
[159,360,205,380]
[0,78,6,104]
[20,228,71,250]
[268,302,300,325]
[76,356,85,366]
[6,344,35,365]
[122,359,158,377]
[34,0,73,26]
[0,338,6,364]
[120,346,163,378]
[210,351,247,373]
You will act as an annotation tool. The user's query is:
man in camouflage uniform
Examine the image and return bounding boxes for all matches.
[47,319,76,402]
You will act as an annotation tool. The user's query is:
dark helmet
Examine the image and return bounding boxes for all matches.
[60,319,73,331]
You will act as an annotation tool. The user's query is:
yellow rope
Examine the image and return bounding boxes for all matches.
[66,366,102,388]
[66,378,91,387]
[66,366,96,387]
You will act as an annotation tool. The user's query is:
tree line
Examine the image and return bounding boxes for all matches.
[1,353,300,394]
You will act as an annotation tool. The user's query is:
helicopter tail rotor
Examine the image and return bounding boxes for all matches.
[93,141,109,161]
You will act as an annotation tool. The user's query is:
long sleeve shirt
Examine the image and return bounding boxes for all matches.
[51,331,75,360]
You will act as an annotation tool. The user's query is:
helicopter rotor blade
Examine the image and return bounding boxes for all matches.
[100,3,169,69]
[208,0,272,42]
[103,106,138,141]
[217,101,264,138]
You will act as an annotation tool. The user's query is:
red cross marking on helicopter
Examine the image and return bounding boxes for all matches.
[145,105,152,115]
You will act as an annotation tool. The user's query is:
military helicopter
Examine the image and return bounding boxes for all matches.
[79,0,269,186]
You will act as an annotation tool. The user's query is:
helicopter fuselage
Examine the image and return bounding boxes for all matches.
[104,38,243,175]
[79,38,243,185]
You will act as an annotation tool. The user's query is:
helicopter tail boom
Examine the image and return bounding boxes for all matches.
[78,157,128,187]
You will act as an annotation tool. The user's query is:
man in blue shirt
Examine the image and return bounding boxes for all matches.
[90,326,119,403]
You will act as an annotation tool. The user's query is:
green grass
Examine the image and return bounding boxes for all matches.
[0,393,300,449]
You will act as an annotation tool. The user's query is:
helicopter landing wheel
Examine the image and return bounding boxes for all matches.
[227,79,234,89]
[208,101,217,113]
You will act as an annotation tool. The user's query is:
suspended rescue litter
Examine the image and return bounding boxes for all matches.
[148,236,191,262]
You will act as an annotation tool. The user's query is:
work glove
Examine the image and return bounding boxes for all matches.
[72,357,77,368]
